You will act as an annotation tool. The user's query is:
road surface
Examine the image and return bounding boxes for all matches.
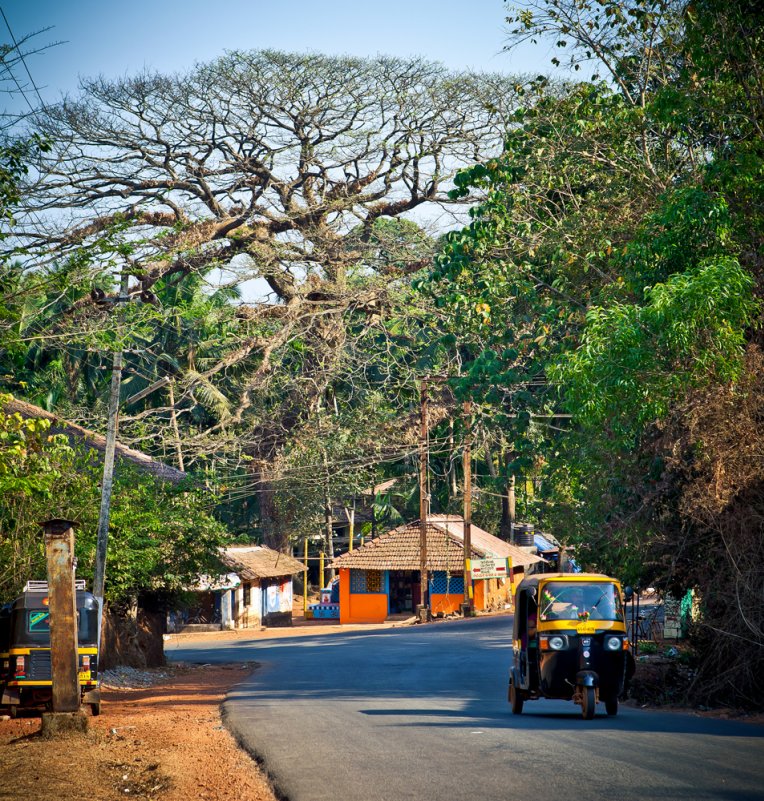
[167,616,764,801]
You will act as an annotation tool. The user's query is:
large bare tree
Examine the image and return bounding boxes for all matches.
[12,51,521,546]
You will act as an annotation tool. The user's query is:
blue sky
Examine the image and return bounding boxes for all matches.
[4,0,544,109]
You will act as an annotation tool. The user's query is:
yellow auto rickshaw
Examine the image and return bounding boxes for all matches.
[1,580,101,717]
[508,573,634,719]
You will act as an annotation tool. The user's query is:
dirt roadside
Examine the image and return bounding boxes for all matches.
[0,613,418,801]
[2,612,760,801]
[0,663,277,801]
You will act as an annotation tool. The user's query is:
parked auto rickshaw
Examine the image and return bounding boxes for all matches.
[1,580,101,716]
[508,573,634,719]
[0,603,11,686]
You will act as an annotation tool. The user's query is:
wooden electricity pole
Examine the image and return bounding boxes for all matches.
[462,401,474,616]
[348,500,355,552]
[418,380,430,621]
[303,537,309,614]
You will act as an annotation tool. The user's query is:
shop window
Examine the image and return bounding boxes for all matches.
[350,569,385,594]
[430,572,465,595]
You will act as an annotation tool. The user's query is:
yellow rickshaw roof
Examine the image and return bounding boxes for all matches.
[518,572,622,589]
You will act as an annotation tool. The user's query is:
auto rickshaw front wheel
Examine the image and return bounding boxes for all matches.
[581,686,596,720]
[605,694,618,716]
[509,680,524,715]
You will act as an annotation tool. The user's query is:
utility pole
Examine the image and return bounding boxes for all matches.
[462,401,474,617]
[508,474,516,541]
[42,519,80,713]
[303,537,308,615]
[167,380,185,472]
[323,452,335,582]
[370,483,376,540]
[93,271,130,633]
[418,380,430,622]
[40,518,88,736]
[347,499,355,552]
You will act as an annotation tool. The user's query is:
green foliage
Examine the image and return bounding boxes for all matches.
[0,396,228,603]
[0,393,73,500]
[423,0,763,591]
[77,468,229,602]
[557,257,758,446]
[0,133,50,231]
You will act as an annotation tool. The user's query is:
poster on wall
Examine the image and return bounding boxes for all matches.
[266,583,280,614]
[280,580,292,613]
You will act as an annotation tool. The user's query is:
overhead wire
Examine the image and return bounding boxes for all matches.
[0,7,46,110]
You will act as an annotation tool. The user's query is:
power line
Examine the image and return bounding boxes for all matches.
[0,6,46,111]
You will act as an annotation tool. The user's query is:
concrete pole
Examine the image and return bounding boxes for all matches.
[508,474,516,541]
[41,519,80,713]
[93,271,130,638]
[323,449,335,582]
[221,590,233,630]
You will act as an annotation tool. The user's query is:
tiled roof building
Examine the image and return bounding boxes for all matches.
[332,515,544,624]
[332,515,544,571]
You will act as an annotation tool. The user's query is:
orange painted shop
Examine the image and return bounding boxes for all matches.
[332,516,544,624]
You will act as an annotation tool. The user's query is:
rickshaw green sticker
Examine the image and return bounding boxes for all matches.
[29,611,50,630]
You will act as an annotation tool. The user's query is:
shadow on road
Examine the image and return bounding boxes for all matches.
[171,616,764,740]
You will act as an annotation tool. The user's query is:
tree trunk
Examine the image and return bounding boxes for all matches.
[324,449,335,580]
[500,448,516,541]
[257,467,288,551]
[100,602,165,670]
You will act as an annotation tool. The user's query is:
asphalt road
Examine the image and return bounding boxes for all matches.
[167,616,764,801]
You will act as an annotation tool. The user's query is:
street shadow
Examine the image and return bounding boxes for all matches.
[173,619,764,739]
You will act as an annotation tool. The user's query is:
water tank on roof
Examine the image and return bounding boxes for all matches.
[513,523,535,547]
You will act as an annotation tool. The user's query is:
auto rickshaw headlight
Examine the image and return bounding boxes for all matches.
[605,635,622,651]
[540,635,567,651]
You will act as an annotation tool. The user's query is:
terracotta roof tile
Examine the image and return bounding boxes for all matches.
[332,515,544,571]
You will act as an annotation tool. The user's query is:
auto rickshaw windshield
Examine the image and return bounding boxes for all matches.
[538,582,624,622]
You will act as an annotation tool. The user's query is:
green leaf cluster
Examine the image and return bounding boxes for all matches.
[0,395,228,603]
[423,0,763,586]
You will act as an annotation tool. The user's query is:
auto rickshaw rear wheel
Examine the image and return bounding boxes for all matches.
[581,686,596,720]
[605,694,618,716]
[90,702,101,716]
[509,680,524,715]
[8,704,17,719]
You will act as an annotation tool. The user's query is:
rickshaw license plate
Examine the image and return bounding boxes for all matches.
[78,671,91,681]
[577,621,596,634]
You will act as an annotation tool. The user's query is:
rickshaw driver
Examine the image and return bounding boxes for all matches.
[550,586,608,620]
[564,588,587,620]
[568,586,616,620]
